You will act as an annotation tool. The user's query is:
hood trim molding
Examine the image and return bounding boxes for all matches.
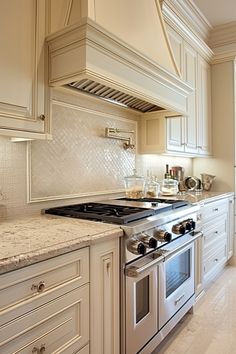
[47,18,192,114]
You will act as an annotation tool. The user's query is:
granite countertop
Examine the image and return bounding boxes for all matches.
[0,214,123,275]
[0,191,234,275]
[162,191,234,204]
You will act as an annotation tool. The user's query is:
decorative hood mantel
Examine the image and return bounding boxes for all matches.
[46,0,192,114]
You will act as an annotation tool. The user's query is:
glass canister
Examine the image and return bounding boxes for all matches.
[124,169,145,199]
[160,177,178,196]
[145,178,160,198]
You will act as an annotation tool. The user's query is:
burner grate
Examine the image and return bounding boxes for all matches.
[45,203,155,224]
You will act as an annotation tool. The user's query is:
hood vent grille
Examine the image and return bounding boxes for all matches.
[67,80,164,113]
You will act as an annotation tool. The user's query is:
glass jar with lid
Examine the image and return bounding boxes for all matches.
[124,169,145,199]
[160,177,178,196]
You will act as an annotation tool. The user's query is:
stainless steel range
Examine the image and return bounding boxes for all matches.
[45,197,202,354]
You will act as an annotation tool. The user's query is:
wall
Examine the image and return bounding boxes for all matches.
[193,61,235,192]
[0,88,193,220]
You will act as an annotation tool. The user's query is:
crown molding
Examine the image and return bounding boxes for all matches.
[211,43,236,64]
[210,21,236,48]
[162,0,213,61]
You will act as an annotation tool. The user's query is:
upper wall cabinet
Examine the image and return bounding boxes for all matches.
[140,25,212,156]
[0,0,50,139]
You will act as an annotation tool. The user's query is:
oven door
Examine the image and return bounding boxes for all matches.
[125,256,160,354]
[159,241,195,328]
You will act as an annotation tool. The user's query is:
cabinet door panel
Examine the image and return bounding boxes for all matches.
[184,43,198,153]
[166,116,185,152]
[0,0,47,134]
[197,55,212,155]
[90,239,119,354]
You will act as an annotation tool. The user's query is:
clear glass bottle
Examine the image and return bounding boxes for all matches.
[145,175,160,198]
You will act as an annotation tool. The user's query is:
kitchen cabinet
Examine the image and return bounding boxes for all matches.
[139,24,212,156]
[200,198,229,287]
[0,248,89,353]
[0,0,50,139]
[90,238,120,354]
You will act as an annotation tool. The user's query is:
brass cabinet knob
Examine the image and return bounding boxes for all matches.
[32,344,46,353]
[31,280,45,293]
[39,114,46,121]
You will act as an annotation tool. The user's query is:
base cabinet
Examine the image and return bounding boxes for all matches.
[90,238,120,354]
[200,198,230,288]
[0,248,89,353]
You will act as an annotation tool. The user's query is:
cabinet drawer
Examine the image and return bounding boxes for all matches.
[203,221,227,251]
[203,240,227,276]
[0,248,89,325]
[0,284,89,354]
[201,199,228,221]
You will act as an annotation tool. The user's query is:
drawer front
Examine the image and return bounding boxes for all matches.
[203,220,227,251]
[203,240,227,276]
[0,247,89,315]
[0,284,89,354]
[201,199,228,222]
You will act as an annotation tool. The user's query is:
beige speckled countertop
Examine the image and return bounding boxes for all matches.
[0,191,233,275]
[0,214,123,275]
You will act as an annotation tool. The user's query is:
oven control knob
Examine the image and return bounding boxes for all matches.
[154,229,172,243]
[184,221,192,232]
[140,234,157,249]
[172,223,185,235]
[127,240,147,255]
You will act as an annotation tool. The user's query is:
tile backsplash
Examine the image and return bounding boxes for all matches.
[0,89,193,219]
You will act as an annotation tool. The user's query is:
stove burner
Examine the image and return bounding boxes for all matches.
[45,202,156,224]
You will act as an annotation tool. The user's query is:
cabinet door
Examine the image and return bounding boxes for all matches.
[139,112,166,154]
[90,239,120,354]
[0,0,48,137]
[183,42,198,154]
[197,55,212,155]
[166,116,185,152]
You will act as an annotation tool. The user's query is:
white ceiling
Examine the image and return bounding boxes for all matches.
[193,0,236,26]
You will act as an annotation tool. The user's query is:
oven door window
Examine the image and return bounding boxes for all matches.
[136,276,149,323]
[165,248,191,298]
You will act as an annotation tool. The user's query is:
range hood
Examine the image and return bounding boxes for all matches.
[46,0,192,114]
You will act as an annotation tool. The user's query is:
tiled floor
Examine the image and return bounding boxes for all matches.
[153,265,236,354]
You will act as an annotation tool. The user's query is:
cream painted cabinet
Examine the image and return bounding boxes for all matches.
[0,248,89,353]
[0,0,50,139]
[197,55,212,155]
[90,238,120,354]
[139,24,212,157]
[201,199,229,287]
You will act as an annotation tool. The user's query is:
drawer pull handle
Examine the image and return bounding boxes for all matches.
[213,208,219,212]
[214,231,218,234]
[32,345,46,354]
[214,258,218,262]
[174,294,185,305]
[31,281,45,293]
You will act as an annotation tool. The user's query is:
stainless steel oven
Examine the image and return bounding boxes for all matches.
[122,207,202,354]
[44,197,201,354]
[159,240,194,328]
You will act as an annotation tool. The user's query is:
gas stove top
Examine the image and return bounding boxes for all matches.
[44,198,189,225]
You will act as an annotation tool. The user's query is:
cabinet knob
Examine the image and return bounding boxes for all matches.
[32,345,46,354]
[31,280,46,293]
[39,114,46,121]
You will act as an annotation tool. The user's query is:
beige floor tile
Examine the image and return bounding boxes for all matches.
[153,266,236,354]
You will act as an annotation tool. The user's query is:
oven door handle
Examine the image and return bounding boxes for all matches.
[163,230,203,261]
[125,254,165,277]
